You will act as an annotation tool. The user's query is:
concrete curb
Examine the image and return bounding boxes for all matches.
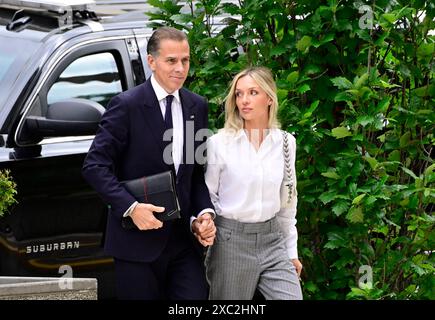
[0,277,97,300]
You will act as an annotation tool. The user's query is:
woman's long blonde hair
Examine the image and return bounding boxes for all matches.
[224,66,280,131]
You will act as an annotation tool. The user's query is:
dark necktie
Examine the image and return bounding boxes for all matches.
[164,95,174,130]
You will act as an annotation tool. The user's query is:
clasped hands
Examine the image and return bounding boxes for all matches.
[191,212,216,247]
[130,204,216,247]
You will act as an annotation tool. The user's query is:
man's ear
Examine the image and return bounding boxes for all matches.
[147,54,155,71]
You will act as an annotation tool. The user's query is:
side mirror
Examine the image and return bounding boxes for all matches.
[23,98,105,138]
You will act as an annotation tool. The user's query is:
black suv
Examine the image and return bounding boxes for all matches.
[0,0,154,299]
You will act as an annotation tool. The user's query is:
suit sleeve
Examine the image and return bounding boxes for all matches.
[190,98,214,216]
[82,95,136,219]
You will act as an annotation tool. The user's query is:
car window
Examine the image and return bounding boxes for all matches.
[0,33,41,125]
[0,52,14,81]
[0,34,39,83]
[47,52,122,108]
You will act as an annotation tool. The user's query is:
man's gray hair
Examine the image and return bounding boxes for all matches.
[147,27,188,56]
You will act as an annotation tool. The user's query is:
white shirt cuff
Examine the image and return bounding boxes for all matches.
[197,208,216,219]
[190,208,216,232]
[123,201,138,217]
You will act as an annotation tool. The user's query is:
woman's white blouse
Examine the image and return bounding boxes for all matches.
[205,128,299,259]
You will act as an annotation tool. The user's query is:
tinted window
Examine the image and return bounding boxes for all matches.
[47,52,122,108]
[0,35,39,82]
[0,33,40,124]
[0,52,14,81]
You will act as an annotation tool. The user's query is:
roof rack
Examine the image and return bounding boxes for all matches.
[1,0,98,27]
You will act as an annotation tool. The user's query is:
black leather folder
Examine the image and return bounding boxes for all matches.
[121,170,181,229]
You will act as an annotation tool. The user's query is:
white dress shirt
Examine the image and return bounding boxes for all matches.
[151,75,184,173]
[205,128,299,259]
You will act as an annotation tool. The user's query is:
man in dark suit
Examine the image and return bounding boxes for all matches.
[82,27,216,300]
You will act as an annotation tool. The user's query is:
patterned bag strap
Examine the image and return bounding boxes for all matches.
[282,130,293,203]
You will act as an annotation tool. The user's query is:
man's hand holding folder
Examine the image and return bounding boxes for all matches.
[129,203,165,230]
[120,171,181,230]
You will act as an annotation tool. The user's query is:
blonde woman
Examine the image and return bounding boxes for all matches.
[204,67,302,300]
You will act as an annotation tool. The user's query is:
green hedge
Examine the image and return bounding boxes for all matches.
[147,0,434,299]
[0,170,17,218]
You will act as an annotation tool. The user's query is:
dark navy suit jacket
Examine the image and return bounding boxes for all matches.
[82,79,213,262]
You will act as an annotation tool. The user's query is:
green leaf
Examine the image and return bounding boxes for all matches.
[297,84,311,94]
[414,85,430,97]
[363,156,378,170]
[325,231,348,249]
[303,64,322,75]
[270,45,288,57]
[303,100,320,118]
[312,33,335,47]
[381,13,397,24]
[319,190,336,204]
[417,43,434,59]
[331,77,353,89]
[354,73,369,89]
[147,0,167,9]
[352,194,366,205]
[346,206,364,223]
[402,167,418,180]
[388,150,401,162]
[365,196,377,206]
[346,89,360,97]
[334,91,353,102]
[377,97,390,112]
[296,35,312,52]
[331,127,352,139]
[411,263,427,276]
[286,71,299,86]
[379,80,401,89]
[424,164,435,177]
[171,14,195,24]
[332,201,349,217]
[415,178,423,189]
[356,115,374,127]
[346,287,368,299]
[277,89,288,101]
[361,242,375,259]
[399,132,411,148]
[321,171,341,179]
[304,281,318,293]
[399,63,411,78]
[221,3,240,15]
[417,109,433,115]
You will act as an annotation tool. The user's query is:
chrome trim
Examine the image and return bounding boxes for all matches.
[81,20,104,32]
[40,135,94,145]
